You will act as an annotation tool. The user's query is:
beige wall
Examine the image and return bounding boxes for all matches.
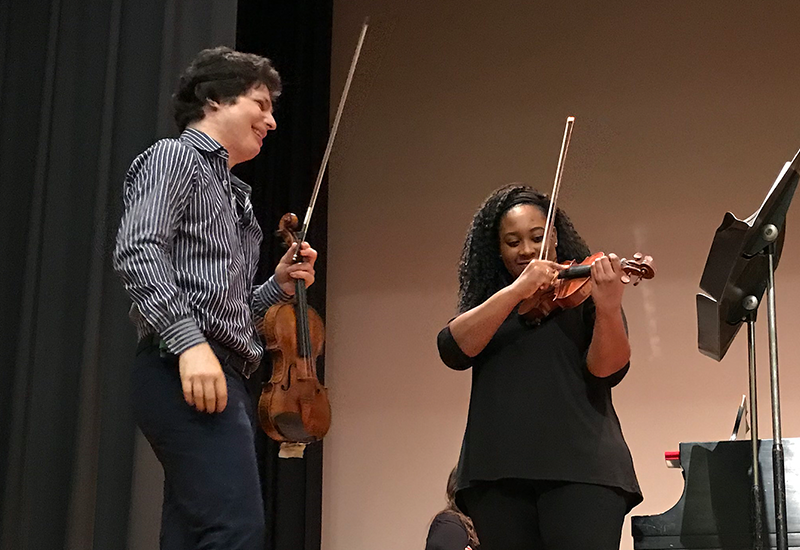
[324,2,800,549]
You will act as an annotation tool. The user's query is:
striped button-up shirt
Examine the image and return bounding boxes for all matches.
[113,128,289,374]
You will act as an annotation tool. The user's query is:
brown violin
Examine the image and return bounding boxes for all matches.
[258,213,330,443]
[519,117,655,321]
[258,20,370,448]
[517,252,655,320]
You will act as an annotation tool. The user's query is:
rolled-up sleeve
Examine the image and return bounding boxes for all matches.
[584,300,630,387]
[437,325,473,370]
[113,141,205,354]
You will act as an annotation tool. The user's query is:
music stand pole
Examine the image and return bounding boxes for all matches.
[764,233,789,550]
[744,307,765,550]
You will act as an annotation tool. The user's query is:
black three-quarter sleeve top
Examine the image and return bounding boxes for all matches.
[437,299,642,509]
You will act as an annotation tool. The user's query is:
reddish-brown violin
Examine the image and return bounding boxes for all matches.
[517,251,655,320]
[520,116,656,320]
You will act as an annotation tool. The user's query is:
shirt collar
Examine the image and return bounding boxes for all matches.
[180,128,229,161]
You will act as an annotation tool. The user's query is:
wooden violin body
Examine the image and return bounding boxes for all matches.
[259,301,330,442]
[258,213,331,443]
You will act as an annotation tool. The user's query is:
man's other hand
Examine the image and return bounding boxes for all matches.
[179,342,228,413]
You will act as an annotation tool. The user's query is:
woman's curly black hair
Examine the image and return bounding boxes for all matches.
[457,184,591,313]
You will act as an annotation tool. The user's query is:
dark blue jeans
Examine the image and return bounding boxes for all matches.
[131,343,265,550]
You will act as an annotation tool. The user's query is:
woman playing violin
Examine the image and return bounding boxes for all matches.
[437,184,642,550]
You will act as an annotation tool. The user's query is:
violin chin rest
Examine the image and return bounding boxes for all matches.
[273,412,317,442]
[270,387,331,442]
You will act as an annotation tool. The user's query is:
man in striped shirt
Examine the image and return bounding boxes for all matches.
[114,47,316,549]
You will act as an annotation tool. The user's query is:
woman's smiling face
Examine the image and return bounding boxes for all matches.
[498,203,558,278]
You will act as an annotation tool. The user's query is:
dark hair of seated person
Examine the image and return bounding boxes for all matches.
[425,467,479,550]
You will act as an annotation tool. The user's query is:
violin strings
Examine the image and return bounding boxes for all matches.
[297,280,311,360]
[300,282,313,369]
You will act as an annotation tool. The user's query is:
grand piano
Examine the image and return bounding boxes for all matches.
[635,150,800,549]
[631,438,800,549]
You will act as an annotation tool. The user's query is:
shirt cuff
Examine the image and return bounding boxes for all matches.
[254,274,292,308]
[160,317,206,355]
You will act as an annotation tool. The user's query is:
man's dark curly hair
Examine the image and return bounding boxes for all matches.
[457,184,591,313]
[173,46,282,131]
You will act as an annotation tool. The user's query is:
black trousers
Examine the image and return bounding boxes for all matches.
[461,479,629,550]
[131,344,265,550]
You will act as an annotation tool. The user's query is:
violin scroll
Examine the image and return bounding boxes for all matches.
[620,253,655,285]
[276,213,301,256]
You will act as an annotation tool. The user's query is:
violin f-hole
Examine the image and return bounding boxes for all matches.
[280,363,295,391]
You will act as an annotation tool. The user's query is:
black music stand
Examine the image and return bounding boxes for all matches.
[697,147,800,550]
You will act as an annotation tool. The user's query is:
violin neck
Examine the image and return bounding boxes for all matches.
[294,279,313,358]
[558,264,591,279]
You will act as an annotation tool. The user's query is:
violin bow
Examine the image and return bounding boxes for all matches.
[293,18,369,258]
[538,116,575,262]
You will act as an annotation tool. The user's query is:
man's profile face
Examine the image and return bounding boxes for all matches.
[203,84,276,166]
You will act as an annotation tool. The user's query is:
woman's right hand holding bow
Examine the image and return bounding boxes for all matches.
[510,259,563,302]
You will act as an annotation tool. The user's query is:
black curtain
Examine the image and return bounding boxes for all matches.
[0,0,329,548]
[235,2,332,550]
